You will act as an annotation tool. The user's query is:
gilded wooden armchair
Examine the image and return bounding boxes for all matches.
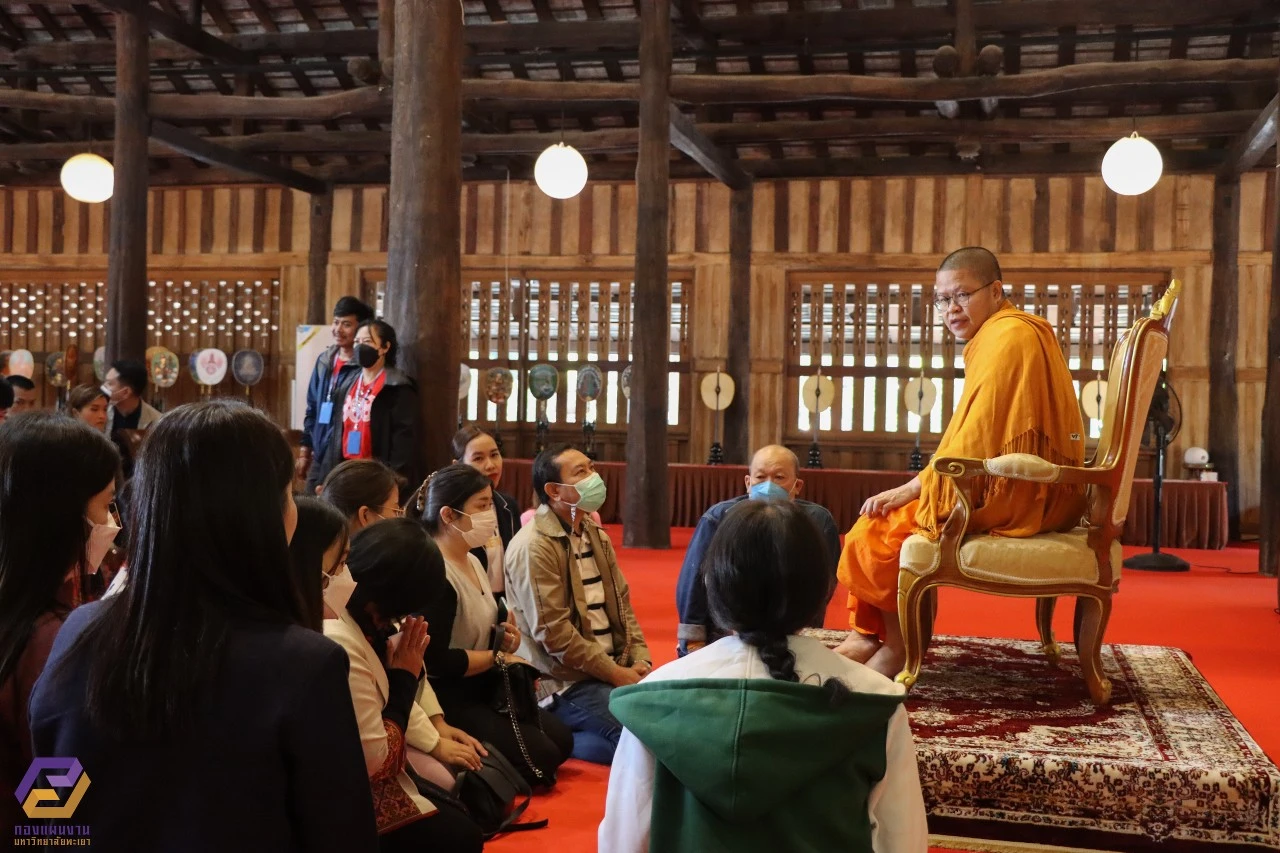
[895,280,1182,705]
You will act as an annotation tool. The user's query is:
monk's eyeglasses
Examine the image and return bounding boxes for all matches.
[933,280,996,311]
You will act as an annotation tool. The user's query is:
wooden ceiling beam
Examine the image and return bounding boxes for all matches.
[149,119,327,194]
[668,58,1278,103]
[0,59,1273,121]
[1220,95,1280,176]
[695,0,1276,44]
[12,2,1277,67]
[668,104,751,189]
[93,0,254,65]
[0,110,1259,163]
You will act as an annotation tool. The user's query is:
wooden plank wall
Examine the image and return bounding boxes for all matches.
[0,173,1271,530]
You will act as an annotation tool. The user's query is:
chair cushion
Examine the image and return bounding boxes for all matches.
[900,528,1123,586]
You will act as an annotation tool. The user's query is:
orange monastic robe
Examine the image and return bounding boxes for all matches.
[838,301,1088,638]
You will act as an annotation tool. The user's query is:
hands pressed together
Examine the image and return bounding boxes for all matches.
[384,616,430,679]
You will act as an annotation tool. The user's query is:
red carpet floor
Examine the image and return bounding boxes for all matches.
[491,528,1280,853]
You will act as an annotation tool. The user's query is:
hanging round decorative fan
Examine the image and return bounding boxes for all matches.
[150,348,180,389]
[528,363,559,401]
[232,349,265,387]
[484,368,514,405]
[801,375,835,413]
[902,376,938,417]
[195,348,228,386]
[619,365,633,400]
[92,346,107,382]
[577,365,604,401]
[458,363,472,401]
[699,371,736,411]
[1080,379,1108,422]
[45,352,67,388]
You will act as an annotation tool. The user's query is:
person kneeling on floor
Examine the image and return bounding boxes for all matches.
[599,499,928,853]
[504,444,651,766]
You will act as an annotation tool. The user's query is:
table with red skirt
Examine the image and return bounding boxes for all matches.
[501,460,1228,549]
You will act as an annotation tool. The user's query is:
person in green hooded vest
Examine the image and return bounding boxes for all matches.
[599,499,927,853]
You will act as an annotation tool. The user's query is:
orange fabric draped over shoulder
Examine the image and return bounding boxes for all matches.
[837,301,1087,638]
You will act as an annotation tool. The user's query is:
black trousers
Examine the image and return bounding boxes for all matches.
[442,698,574,788]
[379,798,482,853]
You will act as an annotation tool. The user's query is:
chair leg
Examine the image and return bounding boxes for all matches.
[1075,594,1113,705]
[922,588,938,652]
[1035,597,1061,666]
[895,572,932,691]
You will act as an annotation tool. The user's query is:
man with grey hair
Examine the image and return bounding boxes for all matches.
[674,444,841,656]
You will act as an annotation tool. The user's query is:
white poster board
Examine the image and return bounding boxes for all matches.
[293,325,330,430]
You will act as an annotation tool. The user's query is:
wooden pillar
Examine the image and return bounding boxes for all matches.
[1265,72,1280,583]
[306,189,333,325]
[724,184,753,465]
[384,0,462,479]
[623,0,672,549]
[1264,161,1280,580]
[1208,175,1242,542]
[105,10,149,366]
[378,0,395,79]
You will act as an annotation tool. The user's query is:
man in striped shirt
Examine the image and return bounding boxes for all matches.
[504,444,652,766]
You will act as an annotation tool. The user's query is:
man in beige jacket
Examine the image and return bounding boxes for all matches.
[504,444,651,766]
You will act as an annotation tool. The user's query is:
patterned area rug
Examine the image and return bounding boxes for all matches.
[804,631,1280,852]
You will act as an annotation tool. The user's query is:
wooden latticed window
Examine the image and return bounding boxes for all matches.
[786,270,1170,441]
[360,270,692,431]
[0,271,281,417]
[0,274,108,365]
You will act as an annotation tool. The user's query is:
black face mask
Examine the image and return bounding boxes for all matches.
[355,343,382,369]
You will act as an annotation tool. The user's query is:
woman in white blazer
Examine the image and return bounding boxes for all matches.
[310,511,484,852]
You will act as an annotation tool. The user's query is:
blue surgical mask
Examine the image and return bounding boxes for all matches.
[749,481,792,502]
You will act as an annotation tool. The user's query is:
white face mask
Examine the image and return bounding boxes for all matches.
[323,564,357,613]
[85,515,121,574]
[452,508,499,549]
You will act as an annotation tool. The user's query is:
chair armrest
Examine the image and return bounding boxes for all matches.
[932,453,1111,487]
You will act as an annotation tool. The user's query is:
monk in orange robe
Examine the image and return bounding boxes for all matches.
[835,247,1087,678]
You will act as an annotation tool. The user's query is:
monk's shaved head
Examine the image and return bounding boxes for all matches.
[938,247,1002,284]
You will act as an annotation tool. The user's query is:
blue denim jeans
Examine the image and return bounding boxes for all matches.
[548,679,621,765]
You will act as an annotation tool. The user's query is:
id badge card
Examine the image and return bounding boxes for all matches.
[346,428,363,456]
[318,401,334,425]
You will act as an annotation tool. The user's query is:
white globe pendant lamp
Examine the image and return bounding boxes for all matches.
[534,142,588,200]
[59,153,115,204]
[1101,131,1162,196]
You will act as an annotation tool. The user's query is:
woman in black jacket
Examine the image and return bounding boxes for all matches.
[28,401,378,853]
[450,424,522,596]
[314,320,420,502]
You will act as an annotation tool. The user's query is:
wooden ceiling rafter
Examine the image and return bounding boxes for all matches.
[1,110,1261,164]
[0,1,1273,186]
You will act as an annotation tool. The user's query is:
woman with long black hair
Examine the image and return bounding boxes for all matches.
[29,401,379,852]
[334,519,483,852]
[0,413,119,837]
[599,499,928,853]
[419,464,573,788]
[451,424,521,595]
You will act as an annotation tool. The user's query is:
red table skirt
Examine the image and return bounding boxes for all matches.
[500,461,1227,550]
